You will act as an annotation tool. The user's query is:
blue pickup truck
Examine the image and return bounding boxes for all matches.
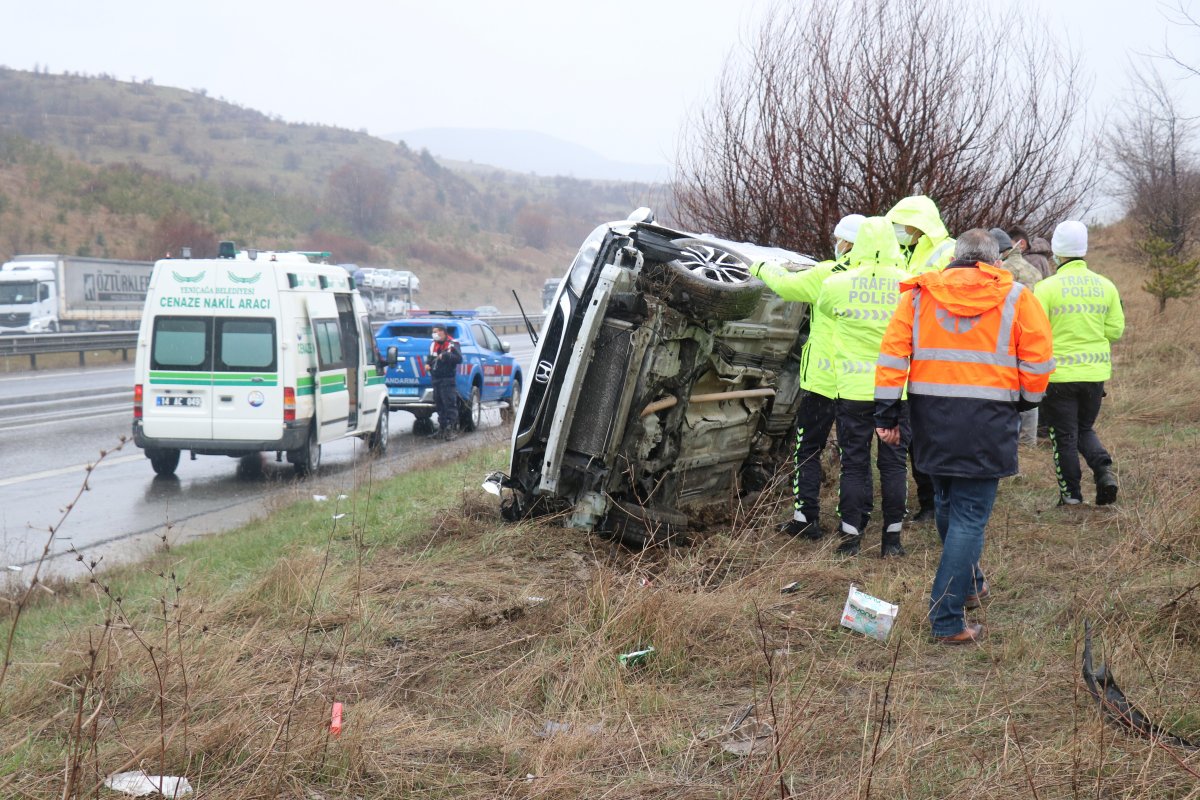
[375,314,522,435]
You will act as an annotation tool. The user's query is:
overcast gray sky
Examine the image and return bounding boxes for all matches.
[1,0,1197,170]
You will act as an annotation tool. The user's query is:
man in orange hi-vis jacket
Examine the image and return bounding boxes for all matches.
[874,229,1054,645]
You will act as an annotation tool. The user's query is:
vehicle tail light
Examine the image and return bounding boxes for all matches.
[133,383,143,419]
[284,387,296,422]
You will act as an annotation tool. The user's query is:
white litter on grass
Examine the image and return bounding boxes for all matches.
[337,494,348,500]
[103,771,193,797]
[7,565,21,572]
[332,513,346,520]
[312,495,327,502]
[840,585,899,642]
[526,596,546,604]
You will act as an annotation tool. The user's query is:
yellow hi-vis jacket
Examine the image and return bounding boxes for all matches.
[1033,259,1124,382]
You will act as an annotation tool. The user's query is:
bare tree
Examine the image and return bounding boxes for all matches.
[326,160,394,237]
[674,0,1096,255]
[1108,66,1200,311]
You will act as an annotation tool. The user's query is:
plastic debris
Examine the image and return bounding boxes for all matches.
[6,565,21,572]
[720,704,775,756]
[840,585,898,641]
[618,646,656,667]
[638,577,652,588]
[780,581,800,594]
[332,513,346,520]
[337,494,348,500]
[330,702,343,736]
[103,771,193,797]
[526,596,546,604]
[312,494,327,502]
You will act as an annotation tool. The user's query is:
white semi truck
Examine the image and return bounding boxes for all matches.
[0,254,154,334]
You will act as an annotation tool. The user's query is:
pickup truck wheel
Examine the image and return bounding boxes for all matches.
[147,448,181,477]
[460,385,482,432]
[500,379,521,425]
[412,415,436,436]
[291,425,321,476]
[367,409,389,454]
[642,237,764,322]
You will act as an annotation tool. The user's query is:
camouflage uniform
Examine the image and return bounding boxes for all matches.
[1003,250,1043,287]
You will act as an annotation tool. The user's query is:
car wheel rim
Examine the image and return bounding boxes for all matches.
[677,244,751,284]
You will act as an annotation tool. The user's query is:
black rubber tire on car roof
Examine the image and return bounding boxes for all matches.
[642,237,764,322]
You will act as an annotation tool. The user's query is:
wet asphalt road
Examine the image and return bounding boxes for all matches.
[0,348,534,579]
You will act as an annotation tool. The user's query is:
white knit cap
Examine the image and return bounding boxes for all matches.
[1051,220,1088,258]
[833,214,867,244]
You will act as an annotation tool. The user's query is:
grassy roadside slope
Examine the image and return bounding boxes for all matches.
[1,244,1198,798]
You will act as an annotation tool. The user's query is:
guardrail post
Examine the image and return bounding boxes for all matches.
[79,350,86,367]
[29,353,36,370]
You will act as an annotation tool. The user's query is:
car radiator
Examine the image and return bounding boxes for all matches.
[566,319,634,457]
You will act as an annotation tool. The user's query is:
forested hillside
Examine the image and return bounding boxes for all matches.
[0,68,664,309]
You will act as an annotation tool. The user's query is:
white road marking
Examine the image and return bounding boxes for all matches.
[0,407,130,433]
[0,453,145,488]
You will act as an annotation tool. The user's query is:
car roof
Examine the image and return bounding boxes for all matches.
[377,316,489,327]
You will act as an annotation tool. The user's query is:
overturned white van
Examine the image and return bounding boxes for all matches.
[132,248,389,476]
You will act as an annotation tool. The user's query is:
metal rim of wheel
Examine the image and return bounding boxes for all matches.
[676,243,753,285]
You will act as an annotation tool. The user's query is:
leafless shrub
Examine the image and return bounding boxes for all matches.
[675,0,1096,254]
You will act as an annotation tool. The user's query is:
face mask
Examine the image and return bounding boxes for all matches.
[834,239,852,257]
[893,224,915,247]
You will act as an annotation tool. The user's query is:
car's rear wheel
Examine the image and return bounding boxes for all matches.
[460,385,482,432]
[642,237,764,321]
[501,379,521,425]
[367,409,389,454]
[147,448,180,477]
[291,425,321,476]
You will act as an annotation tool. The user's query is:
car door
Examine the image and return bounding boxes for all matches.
[471,323,501,402]
[307,296,350,443]
[142,315,213,440]
[210,316,282,441]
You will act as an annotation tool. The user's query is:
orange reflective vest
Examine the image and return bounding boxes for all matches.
[874,262,1055,478]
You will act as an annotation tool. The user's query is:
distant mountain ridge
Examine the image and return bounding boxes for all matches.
[390,128,670,184]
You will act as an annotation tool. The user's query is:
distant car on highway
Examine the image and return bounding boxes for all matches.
[375,313,522,434]
[474,305,501,317]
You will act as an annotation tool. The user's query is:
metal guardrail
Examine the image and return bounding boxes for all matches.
[1,315,545,371]
[0,331,139,369]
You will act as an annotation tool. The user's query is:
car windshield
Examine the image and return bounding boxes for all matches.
[378,323,462,339]
[0,282,37,304]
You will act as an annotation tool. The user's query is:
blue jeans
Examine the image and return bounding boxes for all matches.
[929,475,998,637]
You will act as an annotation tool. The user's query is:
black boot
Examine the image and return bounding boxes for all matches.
[835,521,862,556]
[1095,467,1118,506]
[881,524,906,558]
[910,506,935,524]
[781,514,823,540]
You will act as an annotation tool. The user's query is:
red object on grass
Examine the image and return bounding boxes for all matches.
[331,702,343,736]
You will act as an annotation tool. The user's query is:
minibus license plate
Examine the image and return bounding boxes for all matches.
[158,396,202,407]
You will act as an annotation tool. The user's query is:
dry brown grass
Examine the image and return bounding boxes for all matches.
[1,238,1199,797]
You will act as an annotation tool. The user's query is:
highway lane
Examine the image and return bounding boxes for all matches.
[0,345,535,579]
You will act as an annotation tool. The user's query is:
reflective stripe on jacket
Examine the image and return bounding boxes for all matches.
[874,261,1055,478]
[753,258,846,398]
[817,216,911,401]
[1033,260,1124,382]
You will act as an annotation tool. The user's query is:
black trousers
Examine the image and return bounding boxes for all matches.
[836,399,910,537]
[1043,381,1111,501]
[432,377,459,431]
[789,390,837,522]
[912,460,935,510]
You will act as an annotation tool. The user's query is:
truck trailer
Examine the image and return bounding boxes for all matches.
[0,254,154,334]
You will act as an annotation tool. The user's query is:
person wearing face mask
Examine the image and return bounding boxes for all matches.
[884,196,955,522]
[751,213,864,539]
[427,323,463,440]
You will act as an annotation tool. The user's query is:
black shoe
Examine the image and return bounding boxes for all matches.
[782,518,823,540]
[427,429,444,440]
[836,535,861,556]
[1095,469,1118,506]
[443,430,459,442]
[881,535,906,558]
[910,506,935,524]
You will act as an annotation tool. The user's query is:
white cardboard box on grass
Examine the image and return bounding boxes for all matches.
[840,585,899,641]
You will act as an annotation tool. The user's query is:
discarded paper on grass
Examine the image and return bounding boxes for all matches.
[103,771,193,797]
[840,585,898,641]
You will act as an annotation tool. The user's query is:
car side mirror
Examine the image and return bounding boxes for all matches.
[501,341,511,354]
[387,345,398,367]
